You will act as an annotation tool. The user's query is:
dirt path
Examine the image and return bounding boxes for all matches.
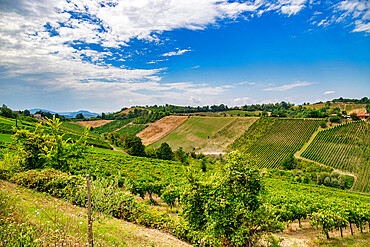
[108,143,131,156]
[276,221,370,247]
[294,128,358,189]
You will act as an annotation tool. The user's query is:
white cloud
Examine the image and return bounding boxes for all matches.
[1,0,367,111]
[162,49,191,57]
[233,97,255,105]
[236,81,257,85]
[264,81,314,91]
[315,0,370,33]
[1,0,303,93]
[324,90,335,95]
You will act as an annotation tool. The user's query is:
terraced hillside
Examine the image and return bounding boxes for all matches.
[231,118,320,169]
[301,121,370,193]
[152,117,257,153]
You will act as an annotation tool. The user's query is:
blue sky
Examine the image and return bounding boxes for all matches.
[0,0,369,113]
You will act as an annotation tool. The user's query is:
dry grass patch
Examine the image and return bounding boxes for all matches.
[137,116,188,145]
[76,120,113,128]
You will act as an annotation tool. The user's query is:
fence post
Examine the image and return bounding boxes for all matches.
[86,174,93,247]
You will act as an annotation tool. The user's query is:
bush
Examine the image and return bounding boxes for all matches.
[329,116,340,123]
[181,152,284,246]
[281,154,296,170]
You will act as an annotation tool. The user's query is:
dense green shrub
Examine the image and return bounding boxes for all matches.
[182,152,283,246]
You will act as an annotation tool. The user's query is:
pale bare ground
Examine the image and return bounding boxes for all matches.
[1,180,191,247]
[275,220,370,247]
[76,120,113,128]
[348,107,367,115]
[137,116,188,145]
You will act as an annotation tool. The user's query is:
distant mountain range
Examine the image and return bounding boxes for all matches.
[29,109,99,118]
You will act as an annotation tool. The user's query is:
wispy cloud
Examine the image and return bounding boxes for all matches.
[162,49,191,57]
[190,65,200,69]
[264,81,314,92]
[309,0,370,33]
[236,81,256,85]
[324,90,335,95]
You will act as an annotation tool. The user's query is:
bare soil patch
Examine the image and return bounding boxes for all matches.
[137,116,188,145]
[276,220,370,247]
[76,120,113,128]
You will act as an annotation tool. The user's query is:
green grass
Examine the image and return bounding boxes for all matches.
[61,122,101,139]
[94,119,134,133]
[152,116,257,153]
[301,121,370,193]
[89,146,126,155]
[116,124,148,136]
[0,133,13,143]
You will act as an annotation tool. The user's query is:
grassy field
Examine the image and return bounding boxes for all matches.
[61,121,101,138]
[0,133,12,142]
[0,181,189,247]
[301,121,370,193]
[116,124,148,136]
[152,116,257,153]
[94,119,134,133]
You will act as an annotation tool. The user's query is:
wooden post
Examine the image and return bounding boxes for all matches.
[86,174,93,247]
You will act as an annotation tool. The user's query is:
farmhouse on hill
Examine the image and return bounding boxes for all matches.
[356,113,370,120]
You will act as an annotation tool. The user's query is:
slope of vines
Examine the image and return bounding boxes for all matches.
[228,117,276,151]
[301,121,370,193]
[244,119,320,169]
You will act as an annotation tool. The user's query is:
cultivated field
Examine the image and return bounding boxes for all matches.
[76,119,113,128]
[232,118,321,168]
[137,116,188,145]
[152,116,257,153]
[301,121,370,193]
[116,124,148,136]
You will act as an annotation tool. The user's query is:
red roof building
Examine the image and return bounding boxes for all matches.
[356,113,370,120]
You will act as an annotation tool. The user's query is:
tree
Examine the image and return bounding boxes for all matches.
[41,116,89,171]
[174,147,187,163]
[319,120,327,128]
[13,116,89,171]
[181,152,283,246]
[281,154,296,170]
[156,142,174,160]
[13,124,47,169]
[23,109,30,116]
[329,115,340,123]
[107,132,123,147]
[350,113,360,121]
[75,113,85,119]
[123,134,145,156]
[0,104,15,118]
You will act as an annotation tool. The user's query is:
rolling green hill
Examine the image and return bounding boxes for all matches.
[151,116,257,153]
[230,118,321,169]
[301,121,370,193]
